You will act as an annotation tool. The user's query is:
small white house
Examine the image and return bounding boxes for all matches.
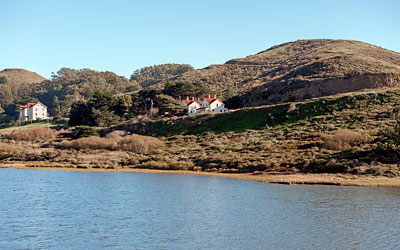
[183,97,201,116]
[19,101,48,121]
[182,95,228,115]
[201,95,228,114]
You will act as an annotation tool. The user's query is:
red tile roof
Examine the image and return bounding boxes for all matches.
[183,99,201,105]
[20,102,41,110]
[205,98,222,103]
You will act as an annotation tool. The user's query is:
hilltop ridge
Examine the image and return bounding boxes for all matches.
[0,68,47,85]
[162,39,400,106]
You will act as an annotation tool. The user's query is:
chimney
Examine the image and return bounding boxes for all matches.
[214,94,216,98]
[192,96,194,101]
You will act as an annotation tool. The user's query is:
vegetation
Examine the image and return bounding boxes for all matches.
[163,81,209,99]
[130,64,194,88]
[6,127,57,141]
[61,133,164,153]
[68,91,128,127]
[2,39,400,178]
[0,68,141,126]
[72,126,99,139]
[2,88,400,177]
[0,76,7,84]
[67,81,210,127]
[0,69,45,125]
[38,68,140,117]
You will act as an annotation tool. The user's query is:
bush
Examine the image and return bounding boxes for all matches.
[73,126,99,139]
[106,130,126,139]
[60,136,116,150]
[60,133,164,153]
[0,142,22,160]
[118,134,165,153]
[323,129,368,150]
[7,128,57,141]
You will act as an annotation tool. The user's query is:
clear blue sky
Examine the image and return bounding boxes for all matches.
[1,0,399,79]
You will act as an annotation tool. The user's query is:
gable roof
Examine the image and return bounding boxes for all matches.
[183,99,201,106]
[20,101,48,110]
[204,98,223,104]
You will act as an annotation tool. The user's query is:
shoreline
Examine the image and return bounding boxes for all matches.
[1,164,400,187]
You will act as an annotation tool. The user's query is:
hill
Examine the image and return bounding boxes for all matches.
[2,88,400,179]
[161,39,400,106]
[0,68,47,85]
[0,69,47,121]
[106,88,400,176]
[0,68,141,126]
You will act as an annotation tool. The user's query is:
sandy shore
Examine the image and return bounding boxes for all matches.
[1,164,400,187]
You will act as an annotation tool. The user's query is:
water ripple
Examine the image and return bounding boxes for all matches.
[0,169,399,250]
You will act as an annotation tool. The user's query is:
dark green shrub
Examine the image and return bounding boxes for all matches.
[73,125,99,139]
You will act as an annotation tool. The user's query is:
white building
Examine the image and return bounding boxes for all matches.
[183,97,201,116]
[19,101,48,121]
[182,95,228,115]
[201,95,228,114]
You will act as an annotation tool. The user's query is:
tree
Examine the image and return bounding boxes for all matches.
[38,68,141,117]
[68,101,91,126]
[68,91,130,127]
[130,64,194,88]
[153,94,185,116]
[91,107,121,127]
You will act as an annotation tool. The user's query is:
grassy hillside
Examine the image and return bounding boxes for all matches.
[1,88,400,177]
[0,68,46,85]
[119,89,399,137]
[102,88,400,175]
[158,39,400,106]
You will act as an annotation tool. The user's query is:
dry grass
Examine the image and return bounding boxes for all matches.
[0,142,21,153]
[323,129,369,150]
[118,134,164,153]
[60,133,164,153]
[60,136,115,150]
[6,128,57,141]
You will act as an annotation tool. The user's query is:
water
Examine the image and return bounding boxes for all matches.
[0,169,399,250]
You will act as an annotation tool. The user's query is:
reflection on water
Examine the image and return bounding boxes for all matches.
[0,169,399,249]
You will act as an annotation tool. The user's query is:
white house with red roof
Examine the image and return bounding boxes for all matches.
[183,95,228,115]
[19,101,48,121]
[201,95,228,114]
[182,97,201,115]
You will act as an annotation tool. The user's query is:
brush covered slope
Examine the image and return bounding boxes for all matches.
[2,88,400,177]
[109,89,400,176]
[164,39,400,106]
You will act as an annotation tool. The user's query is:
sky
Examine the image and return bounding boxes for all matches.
[1,0,399,79]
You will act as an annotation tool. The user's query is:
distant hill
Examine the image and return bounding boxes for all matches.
[0,69,47,119]
[0,68,46,85]
[160,39,400,106]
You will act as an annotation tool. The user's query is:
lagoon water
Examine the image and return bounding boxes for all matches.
[0,168,399,250]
